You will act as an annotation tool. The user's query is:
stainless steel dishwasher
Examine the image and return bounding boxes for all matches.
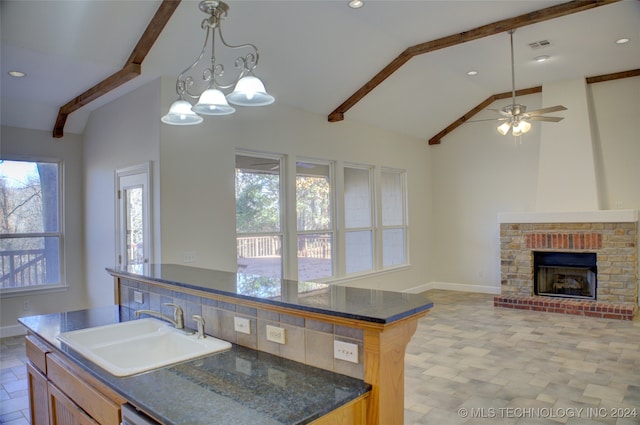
[121,404,161,425]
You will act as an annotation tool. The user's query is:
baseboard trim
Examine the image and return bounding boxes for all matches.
[403,281,500,295]
[0,324,26,338]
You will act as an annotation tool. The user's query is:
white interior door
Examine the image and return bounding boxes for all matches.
[116,163,152,272]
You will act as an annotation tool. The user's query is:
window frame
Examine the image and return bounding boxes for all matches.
[0,156,67,296]
[343,163,375,276]
[379,167,409,270]
[235,151,286,279]
[233,150,409,283]
[295,158,336,281]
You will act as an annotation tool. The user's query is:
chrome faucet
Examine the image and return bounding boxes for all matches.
[192,315,206,339]
[135,303,184,329]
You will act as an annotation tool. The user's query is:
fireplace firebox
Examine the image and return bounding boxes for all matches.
[533,252,597,300]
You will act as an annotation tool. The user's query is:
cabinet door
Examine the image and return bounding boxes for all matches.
[48,383,99,425]
[27,363,50,425]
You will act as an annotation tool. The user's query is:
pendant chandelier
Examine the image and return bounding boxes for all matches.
[161,0,274,126]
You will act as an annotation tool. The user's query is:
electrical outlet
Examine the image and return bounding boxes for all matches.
[266,325,286,344]
[133,291,144,304]
[23,300,30,312]
[183,251,197,263]
[234,317,251,334]
[334,340,359,364]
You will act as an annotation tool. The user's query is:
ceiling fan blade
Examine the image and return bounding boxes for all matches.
[467,117,510,123]
[526,105,567,116]
[487,108,513,117]
[527,116,564,122]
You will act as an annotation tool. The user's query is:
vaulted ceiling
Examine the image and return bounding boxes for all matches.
[2,0,639,142]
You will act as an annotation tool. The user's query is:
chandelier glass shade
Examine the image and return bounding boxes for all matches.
[162,0,274,126]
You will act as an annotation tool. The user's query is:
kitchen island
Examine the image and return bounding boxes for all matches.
[20,306,371,425]
[108,264,434,425]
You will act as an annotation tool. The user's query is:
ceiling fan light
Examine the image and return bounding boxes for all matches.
[227,75,275,106]
[161,99,204,126]
[497,122,511,136]
[516,120,532,134]
[193,88,236,115]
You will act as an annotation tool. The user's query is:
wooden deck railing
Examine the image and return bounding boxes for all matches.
[1,249,47,288]
[237,235,332,259]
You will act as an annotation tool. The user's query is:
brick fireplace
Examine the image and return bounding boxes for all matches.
[495,211,639,320]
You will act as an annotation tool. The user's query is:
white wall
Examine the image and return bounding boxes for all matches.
[429,77,640,293]
[3,74,633,333]
[590,78,640,210]
[0,126,87,336]
[83,79,162,307]
[159,78,434,292]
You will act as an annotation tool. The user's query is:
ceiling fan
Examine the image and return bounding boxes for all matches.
[473,29,567,136]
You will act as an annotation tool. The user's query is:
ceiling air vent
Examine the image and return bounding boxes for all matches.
[528,40,551,49]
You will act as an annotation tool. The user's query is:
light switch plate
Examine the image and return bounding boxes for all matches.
[266,325,286,344]
[133,291,144,304]
[234,316,251,334]
[334,340,359,363]
[183,251,197,263]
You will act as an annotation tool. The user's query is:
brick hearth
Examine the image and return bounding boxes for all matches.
[497,211,638,320]
[494,295,635,320]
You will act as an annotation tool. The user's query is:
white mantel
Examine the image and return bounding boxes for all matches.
[498,209,638,224]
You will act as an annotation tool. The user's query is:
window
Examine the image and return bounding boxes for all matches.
[235,153,283,279]
[0,159,63,292]
[296,160,333,281]
[344,165,374,274]
[234,151,408,282]
[381,168,408,267]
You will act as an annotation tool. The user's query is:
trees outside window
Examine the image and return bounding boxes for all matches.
[0,159,62,291]
[235,153,283,279]
[296,161,333,281]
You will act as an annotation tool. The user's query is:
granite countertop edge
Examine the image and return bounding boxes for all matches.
[107,265,434,325]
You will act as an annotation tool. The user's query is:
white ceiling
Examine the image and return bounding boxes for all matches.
[1,0,639,140]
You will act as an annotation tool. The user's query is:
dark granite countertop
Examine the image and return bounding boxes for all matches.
[19,306,371,425]
[108,264,433,324]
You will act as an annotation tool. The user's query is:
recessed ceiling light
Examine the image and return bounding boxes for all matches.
[466,70,478,76]
[534,55,550,62]
[615,38,630,44]
[8,70,26,78]
[348,0,363,8]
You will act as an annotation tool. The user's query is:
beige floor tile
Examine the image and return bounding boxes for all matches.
[2,289,639,425]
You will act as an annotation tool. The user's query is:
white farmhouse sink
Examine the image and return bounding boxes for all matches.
[58,318,231,377]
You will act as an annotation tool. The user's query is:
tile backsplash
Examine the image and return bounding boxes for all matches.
[118,279,364,380]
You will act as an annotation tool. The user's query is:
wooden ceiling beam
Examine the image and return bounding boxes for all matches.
[585,68,640,84]
[328,0,620,124]
[428,69,640,145]
[53,0,181,138]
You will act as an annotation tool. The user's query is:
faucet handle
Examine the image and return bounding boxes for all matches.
[163,303,184,329]
[192,315,206,339]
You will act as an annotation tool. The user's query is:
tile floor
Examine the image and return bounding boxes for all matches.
[1,290,639,425]
[0,336,29,425]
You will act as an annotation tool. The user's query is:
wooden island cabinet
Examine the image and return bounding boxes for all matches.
[25,335,125,425]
